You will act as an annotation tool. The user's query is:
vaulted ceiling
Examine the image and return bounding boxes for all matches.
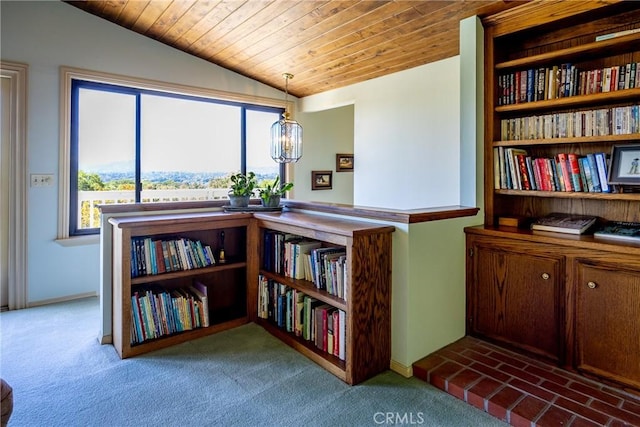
[64,0,518,98]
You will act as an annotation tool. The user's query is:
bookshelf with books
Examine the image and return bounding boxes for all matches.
[465,2,640,392]
[251,211,394,385]
[485,4,640,232]
[110,212,252,358]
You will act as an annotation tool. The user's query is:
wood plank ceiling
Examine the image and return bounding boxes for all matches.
[64,0,517,98]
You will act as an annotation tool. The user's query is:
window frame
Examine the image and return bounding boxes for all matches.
[59,67,287,239]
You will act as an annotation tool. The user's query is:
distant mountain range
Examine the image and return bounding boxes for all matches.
[83,163,278,184]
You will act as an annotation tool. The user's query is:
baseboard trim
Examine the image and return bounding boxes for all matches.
[28,292,97,308]
[390,359,413,378]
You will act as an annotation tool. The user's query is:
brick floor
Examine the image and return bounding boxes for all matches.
[413,336,640,426]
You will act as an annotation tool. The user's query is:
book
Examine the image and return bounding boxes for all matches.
[338,310,346,361]
[567,153,583,192]
[594,152,610,192]
[506,148,528,189]
[593,221,640,242]
[595,28,640,41]
[531,213,597,235]
[190,281,209,327]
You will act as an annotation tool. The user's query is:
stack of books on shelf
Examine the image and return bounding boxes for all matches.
[494,148,610,193]
[262,231,348,300]
[130,237,215,277]
[531,213,597,235]
[498,62,640,106]
[257,275,346,361]
[593,221,640,242]
[500,105,640,141]
[130,281,209,345]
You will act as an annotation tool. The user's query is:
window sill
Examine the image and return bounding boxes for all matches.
[55,234,100,247]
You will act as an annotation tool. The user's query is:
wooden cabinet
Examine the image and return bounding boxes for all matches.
[575,259,640,390]
[109,212,253,358]
[465,227,640,391]
[467,234,563,363]
[250,211,394,385]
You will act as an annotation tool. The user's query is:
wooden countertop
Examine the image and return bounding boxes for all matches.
[100,199,480,225]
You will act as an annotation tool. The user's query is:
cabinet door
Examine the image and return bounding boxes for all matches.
[576,261,640,390]
[470,242,563,362]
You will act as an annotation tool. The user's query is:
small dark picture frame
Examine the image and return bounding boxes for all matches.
[336,153,354,172]
[311,170,332,190]
[608,144,640,185]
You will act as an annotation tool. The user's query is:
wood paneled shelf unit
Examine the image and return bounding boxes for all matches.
[110,212,252,358]
[467,2,640,392]
[110,210,394,385]
[251,212,394,385]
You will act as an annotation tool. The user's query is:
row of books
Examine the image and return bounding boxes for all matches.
[131,237,216,278]
[262,231,348,300]
[257,275,346,360]
[498,62,640,106]
[530,213,640,242]
[130,282,209,345]
[500,105,639,141]
[494,148,610,193]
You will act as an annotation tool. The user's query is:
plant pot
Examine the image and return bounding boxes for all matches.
[261,195,281,208]
[228,194,250,208]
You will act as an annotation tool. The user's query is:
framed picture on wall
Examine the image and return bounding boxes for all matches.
[336,153,354,172]
[608,144,640,185]
[311,170,332,190]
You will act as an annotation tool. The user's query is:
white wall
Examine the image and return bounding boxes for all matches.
[300,58,461,209]
[1,1,286,304]
[293,105,354,203]
[298,17,485,369]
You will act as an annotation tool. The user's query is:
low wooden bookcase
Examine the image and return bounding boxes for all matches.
[110,212,253,359]
[110,210,394,385]
[250,212,394,385]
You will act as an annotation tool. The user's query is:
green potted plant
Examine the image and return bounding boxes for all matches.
[258,176,293,208]
[228,171,257,207]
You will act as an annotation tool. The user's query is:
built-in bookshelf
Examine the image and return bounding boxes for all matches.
[110,212,253,358]
[484,3,640,228]
[251,212,394,385]
[465,2,640,392]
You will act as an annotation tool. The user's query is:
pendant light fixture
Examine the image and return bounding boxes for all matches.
[270,73,302,163]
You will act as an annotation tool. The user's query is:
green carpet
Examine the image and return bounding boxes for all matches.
[0,297,506,426]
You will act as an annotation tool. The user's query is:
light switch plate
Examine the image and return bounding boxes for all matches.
[31,174,54,187]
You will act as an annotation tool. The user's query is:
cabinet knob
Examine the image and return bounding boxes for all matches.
[541,273,550,280]
[587,281,597,289]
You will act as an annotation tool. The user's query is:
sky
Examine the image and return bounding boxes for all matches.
[78,88,279,175]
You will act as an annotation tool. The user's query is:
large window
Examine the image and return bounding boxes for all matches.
[70,79,283,236]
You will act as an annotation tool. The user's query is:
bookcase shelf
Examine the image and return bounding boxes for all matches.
[467,2,640,392]
[495,32,640,71]
[493,133,639,147]
[495,87,640,113]
[494,189,640,201]
[256,318,347,379]
[258,270,348,311]
[251,211,394,385]
[110,211,253,359]
[130,261,246,285]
